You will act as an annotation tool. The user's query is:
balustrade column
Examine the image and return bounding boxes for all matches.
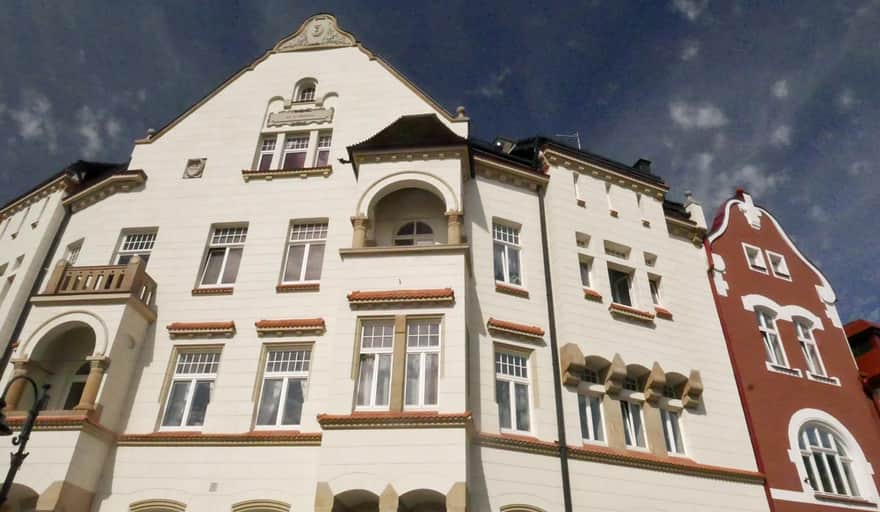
[351,216,369,248]
[446,211,463,245]
[3,360,33,410]
[74,356,110,411]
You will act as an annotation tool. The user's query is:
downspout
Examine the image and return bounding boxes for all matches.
[704,239,777,512]
[0,201,72,379]
[537,184,573,512]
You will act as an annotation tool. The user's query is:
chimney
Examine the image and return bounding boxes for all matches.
[633,158,652,173]
[684,190,707,230]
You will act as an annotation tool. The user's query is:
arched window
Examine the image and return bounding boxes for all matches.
[294,80,317,102]
[394,221,434,246]
[63,362,91,410]
[799,423,860,497]
[755,308,787,367]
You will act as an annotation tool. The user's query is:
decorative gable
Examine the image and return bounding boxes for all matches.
[275,14,356,52]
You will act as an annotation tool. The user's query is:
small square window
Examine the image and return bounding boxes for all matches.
[767,251,790,279]
[743,244,767,273]
[608,268,633,306]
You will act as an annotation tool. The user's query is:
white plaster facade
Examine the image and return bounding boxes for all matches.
[0,14,769,512]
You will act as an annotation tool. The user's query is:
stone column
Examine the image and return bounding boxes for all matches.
[446,211,463,245]
[351,216,369,248]
[642,403,669,457]
[74,357,110,411]
[389,315,407,412]
[3,360,32,410]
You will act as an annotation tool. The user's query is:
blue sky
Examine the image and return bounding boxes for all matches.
[1,1,877,321]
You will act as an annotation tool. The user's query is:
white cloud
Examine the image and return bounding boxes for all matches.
[809,204,827,221]
[469,68,512,98]
[76,106,103,159]
[7,90,58,152]
[106,118,122,139]
[137,88,147,103]
[772,80,789,99]
[669,101,728,129]
[693,152,715,173]
[848,161,870,176]
[838,88,856,109]
[727,164,787,198]
[771,125,792,146]
[671,0,708,21]
[681,40,700,61]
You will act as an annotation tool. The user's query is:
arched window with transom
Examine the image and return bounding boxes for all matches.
[799,423,861,497]
[294,79,317,103]
[393,221,434,246]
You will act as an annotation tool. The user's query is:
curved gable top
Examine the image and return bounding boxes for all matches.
[136,14,464,145]
[707,192,838,305]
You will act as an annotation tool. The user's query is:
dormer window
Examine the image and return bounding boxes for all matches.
[393,221,434,246]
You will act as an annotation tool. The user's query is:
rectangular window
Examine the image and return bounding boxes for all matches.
[744,244,767,272]
[608,268,633,306]
[579,257,592,288]
[199,226,247,287]
[493,223,522,286]
[65,240,83,265]
[620,400,646,448]
[767,251,790,278]
[756,310,788,367]
[115,231,157,264]
[797,322,826,376]
[282,222,327,283]
[282,134,310,170]
[649,276,662,306]
[578,394,605,443]
[355,320,394,409]
[495,351,530,433]
[404,319,441,408]
[255,348,310,428]
[258,137,276,170]
[315,133,332,167]
[161,351,220,429]
[661,409,686,454]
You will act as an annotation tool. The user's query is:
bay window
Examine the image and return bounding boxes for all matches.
[495,350,531,433]
[282,222,327,283]
[404,319,441,408]
[255,348,310,428]
[199,226,247,287]
[355,320,394,409]
[493,223,522,286]
[161,351,220,429]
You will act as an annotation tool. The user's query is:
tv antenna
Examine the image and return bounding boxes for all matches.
[555,131,581,150]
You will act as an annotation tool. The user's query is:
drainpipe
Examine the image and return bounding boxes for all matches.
[537,185,573,512]
[0,201,72,379]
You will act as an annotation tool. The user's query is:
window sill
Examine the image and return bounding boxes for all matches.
[252,425,301,431]
[496,282,529,299]
[339,243,469,257]
[276,282,320,293]
[814,492,877,508]
[583,287,603,302]
[192,286,234,296]
[241,166,332,182]
[654,306,674,320]
[771,272,792,282]
[748,265,769,275]
[806,372,841,386]
[608,303,655,323]
[765,361,802,377]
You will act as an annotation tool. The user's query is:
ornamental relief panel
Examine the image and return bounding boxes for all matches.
[267,107,334,127]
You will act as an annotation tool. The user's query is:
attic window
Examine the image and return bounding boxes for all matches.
[603,240,631,260]
[294,79,317,103]
[298,86,315,102]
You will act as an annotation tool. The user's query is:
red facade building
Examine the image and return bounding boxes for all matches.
[707,190,880,510]
[846,320,880,416]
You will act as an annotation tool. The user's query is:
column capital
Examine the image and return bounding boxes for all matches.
[86,355,111,370]
[350,215,370,226]
[444,210,463,218]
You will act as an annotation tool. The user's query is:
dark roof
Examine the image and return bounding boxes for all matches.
[348,114,466,154]
[468,138,541,171]
[0,160,129,214]
[663,200,694,224]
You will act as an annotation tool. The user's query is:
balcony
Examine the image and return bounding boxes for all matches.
[32,256,157,320]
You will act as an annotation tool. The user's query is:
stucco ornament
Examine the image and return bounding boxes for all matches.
[737,192,763,229]
[276,15,356,52]
[711,253,729,297]
[267,107,334,127]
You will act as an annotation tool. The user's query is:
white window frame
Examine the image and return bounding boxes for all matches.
[65,239,83,265]
[281,133,310,170]
[394,221,435,246]
[578,256,593,290]
[660,408,686,455]
[355,320,395,410]
[756,309,795,374]
[743,243,768,274]
[799,423,861,498]
[493,222,523,287]
[577,393,605,444]
[767,250,792,280]
[649,275,662,306]
[608,266,635,307]
[620,398,648,450]
[795,320,836,385]
[495,350,531,434]
[198,226,247,288]
[254,347,311,429]
[281,222,327,284]
[296,83,316,102]
[315,132,332,167]
[404,318,441,409]
[257,137,277,170]
[160,351,220,431]
[115,230,157,265]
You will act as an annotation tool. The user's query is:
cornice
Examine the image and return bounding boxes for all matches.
[339,244,469,258]
[487,317,545,340]
[118,431,322,446]
[241,166,332,182]
[255,318,326,336]
[0,175,71,221]
[167,321,236,338]
[665,215,707,245]
[543,149,668,196]
[346,287,455,307]
[353,147,466,165]
[608,303,656,322]
[62,170,147,213]
[473,156,547,192]
[3,412,116,442]
[317,411,471,430]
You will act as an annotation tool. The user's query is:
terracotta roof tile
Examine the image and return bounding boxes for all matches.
[487,317,545,337]
[167,321,235,331]
[254,318,325,329]
[347,288,454,303]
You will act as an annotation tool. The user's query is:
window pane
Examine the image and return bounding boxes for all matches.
[621,401,633,446]
[394,238,414,246]
[375,354,392,406]
[316,150,330,167]
[813,453,833,493]
[507,247,522,285]
[258,153,273,171]
[162,381,190,427]
[514,382,530,431]
[415,222,433,235]
[117,254,132,265]
[578,394,589,439]
[405,354,420,406]
[256,378,283,425]
[356,355,375,407]
[579,261,591,287]
[496,380,511,429]
[284,245,306,282]
[63,382,86,410]
[221,247,242,284]
[843,461,860,496]
[493,243,505,281]
[201,249,225,285]
[283,152,307,170]
[281,379,305,425]
[185,380,212,426]
[424,353,439,406]
[803,455,819,490]
[304,243,325,281]
[609,269,632,306]
[590,396,604,442]
[826,453,847,494]
[631,403,645,447]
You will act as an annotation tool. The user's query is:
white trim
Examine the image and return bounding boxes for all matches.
[766,250,792,281]
[741,294,824,329]
[766,361,802,378]
[741,242,768,274]
[770,488,879,510]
